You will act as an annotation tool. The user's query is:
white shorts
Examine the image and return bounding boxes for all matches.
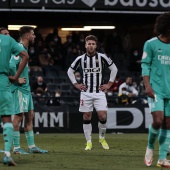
[79,92,108,112]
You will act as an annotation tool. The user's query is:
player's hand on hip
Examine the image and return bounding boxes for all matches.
[18,77,26,84]
[8,75,18,83]
[74,83,87,91]
[99,84,110,92]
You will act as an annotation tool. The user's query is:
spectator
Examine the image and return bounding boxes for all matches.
[132,80,138,91]
[35,87,47,105]
[47,40,63,66]
[35,40,44,54]
[28,46,40,66]
[34,28,43,44]
[45,26,62,46]
[65,47,79,69]
[118,76,139,104]
[32,76,47,93]
[55,89,61,97]
[39,47,54,66]
[77,34,85,53]
[63,35,76,57]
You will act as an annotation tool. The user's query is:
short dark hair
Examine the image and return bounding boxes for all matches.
[0,27,7,33]
[154,12,170,35]
[85,35,98,43]
[19,26,34,37]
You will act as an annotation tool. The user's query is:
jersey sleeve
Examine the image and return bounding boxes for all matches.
[70,56,81,70]
[141,41,153,76]
[9,55,21,76]
[101,54,113,67]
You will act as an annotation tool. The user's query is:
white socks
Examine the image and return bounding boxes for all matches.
[98,122,106,139]
[83,123,92,142]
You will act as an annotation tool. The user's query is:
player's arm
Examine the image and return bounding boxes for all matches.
[9,38,29,82]
[108,63,118,84]
[67,56,86,91]
[14,51,28,81]
[100,55,118,91]
[141,41,154,98]
[9,50,29,82]
[67,67,86,91]
[9,55,26,84]
[143,76,154,98]
[9,56,17,76]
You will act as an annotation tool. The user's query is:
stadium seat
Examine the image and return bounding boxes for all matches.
[45,70,58,79]
[47,84,60,93]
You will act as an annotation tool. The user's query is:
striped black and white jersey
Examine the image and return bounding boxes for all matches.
[70,52,113,93]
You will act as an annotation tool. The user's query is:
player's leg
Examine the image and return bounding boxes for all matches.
[157,99,170,168]
[13,113,24,149]
[13,113,28,154]
[24,110,36,151]
[83,112,92,150]
[94,93,109,150]
[25,93,48,153]
[79,93,93,150]
[97,111,109,149]
[144,95,163,166]
[0,91,16,166]
[12,90,29,154]
[25,110,47,153]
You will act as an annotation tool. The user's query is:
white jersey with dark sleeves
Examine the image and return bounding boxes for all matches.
[70,52,114,93]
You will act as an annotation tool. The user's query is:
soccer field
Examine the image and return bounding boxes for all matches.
[0,133,162,170]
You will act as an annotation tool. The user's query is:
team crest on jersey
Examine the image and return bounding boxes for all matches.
[14,55,20,60]
[19,43,23,47]
[142,52,147,59]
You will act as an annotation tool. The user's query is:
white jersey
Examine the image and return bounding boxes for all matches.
[70,52,113,93]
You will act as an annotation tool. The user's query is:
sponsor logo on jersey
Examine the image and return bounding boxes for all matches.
[158,49,162,52]
[14,55,20,60]
[84,67,100,73]
[81,0,97,7]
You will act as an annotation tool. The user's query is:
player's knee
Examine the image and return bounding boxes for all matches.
[153,119,163,129]
[12,117,22,130]
[98,115,106,121]
[83,113,91,120]
[13,122,20,130]
[24,119,33,128]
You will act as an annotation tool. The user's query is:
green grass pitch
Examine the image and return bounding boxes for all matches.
[0,133,164,170]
